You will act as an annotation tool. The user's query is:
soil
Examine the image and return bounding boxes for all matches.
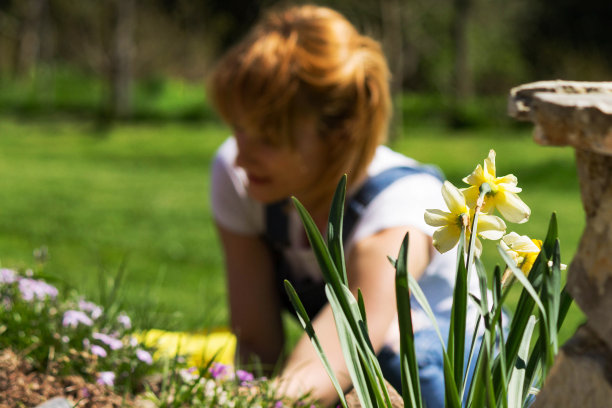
[0,348,141,408]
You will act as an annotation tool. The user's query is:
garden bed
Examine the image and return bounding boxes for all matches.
[0,348,142,407]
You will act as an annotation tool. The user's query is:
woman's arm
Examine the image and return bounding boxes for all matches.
[279,225,433,406]
[216,223,285,371]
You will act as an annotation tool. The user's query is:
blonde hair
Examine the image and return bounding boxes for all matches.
[209,4,391,191]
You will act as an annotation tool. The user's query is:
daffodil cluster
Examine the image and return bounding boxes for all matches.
[424,149,532,260]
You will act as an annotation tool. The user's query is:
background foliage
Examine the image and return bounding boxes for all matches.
[0,0,595,355]
[1,0,610,120]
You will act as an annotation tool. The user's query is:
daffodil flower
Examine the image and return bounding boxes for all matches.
[501,232,566,283]
[425,181,506,256]
[462,150,531,224]
[501,232,542,275]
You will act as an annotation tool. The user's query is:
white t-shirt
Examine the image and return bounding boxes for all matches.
[211,137,480,345]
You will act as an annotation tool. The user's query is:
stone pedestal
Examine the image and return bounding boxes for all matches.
[508,80,612,408]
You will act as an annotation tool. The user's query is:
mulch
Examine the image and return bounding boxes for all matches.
[0,348,140,408]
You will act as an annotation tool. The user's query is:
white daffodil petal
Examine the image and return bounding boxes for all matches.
[424,209,453,227]
[484,150,496,178]
[507,235,540,252]
[501,232,521,246]
[463,165,485,186]
[441,181,467,215]
[460,186,479,209]
[497,192,531,224]
[432,225,461,253]
[477,214,507,240]
[473,237,483,258]
[496,174,519,187]
[501,240,521,264]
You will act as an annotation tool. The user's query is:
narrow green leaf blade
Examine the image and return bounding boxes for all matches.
[395,233,422,408]
[508,316,536,408]
[327,175,348,285]
[284,280,348,408]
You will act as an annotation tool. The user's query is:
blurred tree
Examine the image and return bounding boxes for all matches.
[109,0,135,118]
[451,0,472,100]
[13,0,48,75]
[519,0,612,81]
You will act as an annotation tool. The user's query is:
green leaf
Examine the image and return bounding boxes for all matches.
[293,196,366,351]
[508,316,536,408]
[449,243,468,392]
[357,289,368,329]
[542,212,558,256]
[292,197,340,287]
[327,175,348,285]
[326,286,374,408]
[492,266,509,408]
[497,246,548,331]
[395,233,423,408]
[407,272,460,408]
[284,280,349,408]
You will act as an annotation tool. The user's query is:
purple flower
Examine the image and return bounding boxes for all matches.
[63,310,94,328]
[18,278,58,301]
[97,371,115,386]
[117,313,131,329]
[236,369,254,386]
[274,401,284,408]
[135,349,153,365]
[0,268,16,284]
[78,299,103,319]
[92,332,123,350]
[180,367,198,382]
[209,362,228,380]
[91,344,107,357]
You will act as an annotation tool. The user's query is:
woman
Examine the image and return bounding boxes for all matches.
[208,5,478,406]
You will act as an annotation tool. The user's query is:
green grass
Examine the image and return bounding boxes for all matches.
[0,115,586,344]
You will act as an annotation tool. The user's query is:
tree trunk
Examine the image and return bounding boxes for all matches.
[109,0,135,119]
[14,0,47,76]
[379,0,404,140]
[451,0,472,100]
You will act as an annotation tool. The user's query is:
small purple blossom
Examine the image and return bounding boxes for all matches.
[209,362,228,380]
[135,348,153,365]
[18,278,58,301]
[274,401,284,408]
[92,332,123,350]
[63,310,94,328]
[117,313,131,329]
[236,369,254,386]
[91,344,107,357]
[0,268,17,284]
[179,367,198,382]
[78,299,103,319]
[97,371,115,386]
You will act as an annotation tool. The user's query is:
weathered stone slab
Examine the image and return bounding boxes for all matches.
[509,81,612,349]
[509,80,612,155]
[532,325,612,408]
[508,80,612,407]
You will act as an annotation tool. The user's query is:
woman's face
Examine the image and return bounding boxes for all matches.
[233,115,330,207]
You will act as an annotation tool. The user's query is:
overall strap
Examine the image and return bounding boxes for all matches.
[265,164,444,247]
[264,164,444,317]
[342,164,444,241]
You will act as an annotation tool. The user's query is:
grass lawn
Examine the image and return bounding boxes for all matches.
[0,115,586,343]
